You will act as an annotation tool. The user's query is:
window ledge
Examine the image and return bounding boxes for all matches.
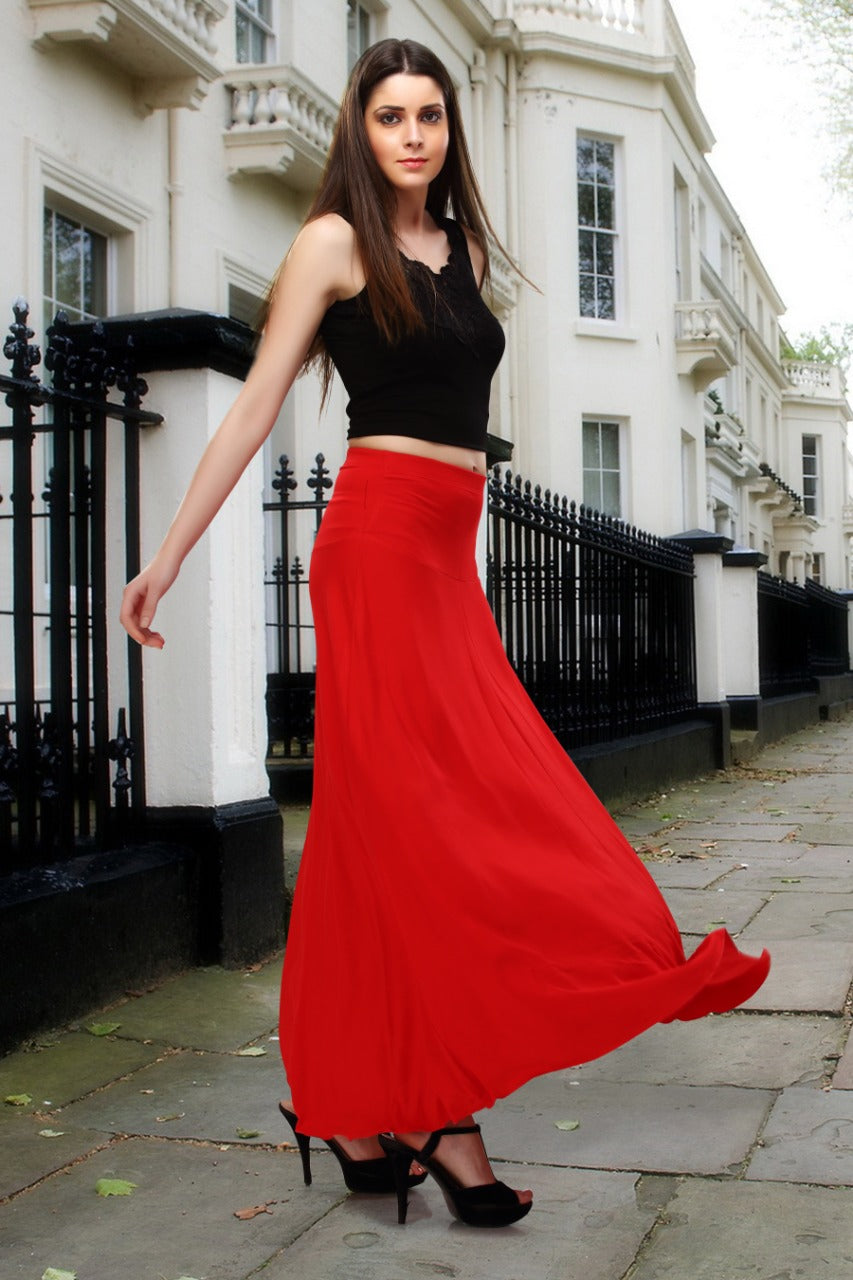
[574,319,639,342]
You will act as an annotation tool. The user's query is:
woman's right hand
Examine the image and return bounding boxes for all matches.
[120,554,180,649]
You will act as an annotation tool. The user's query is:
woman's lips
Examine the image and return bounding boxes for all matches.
[398,159,427,168]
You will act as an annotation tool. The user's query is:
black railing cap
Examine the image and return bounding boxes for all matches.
[722,546,769,568]
[67,310,257,381]
[669,529,734,555]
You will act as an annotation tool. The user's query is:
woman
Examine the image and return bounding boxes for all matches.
[121,38,770,1231]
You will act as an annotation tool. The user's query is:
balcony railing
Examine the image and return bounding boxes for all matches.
[782,360,848,401]
[224,66,338,189]
[704,405,761,479]
[675,299,738,391]
[514,0,645,35]
[29,0,227,110]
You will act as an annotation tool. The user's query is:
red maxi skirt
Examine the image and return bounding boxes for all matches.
[279,445,770,1139]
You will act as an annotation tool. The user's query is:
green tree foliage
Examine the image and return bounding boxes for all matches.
[766,0,853,194]
[781,322,853,371]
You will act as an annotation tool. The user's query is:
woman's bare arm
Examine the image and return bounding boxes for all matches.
[120,214,359,647]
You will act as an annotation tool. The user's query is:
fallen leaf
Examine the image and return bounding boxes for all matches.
[140,1089,154,1095]
[236,1047,266,1057]
[234,1202,275,1220]
[555,1119,580,1131]
[42,1269,77,1280]
[4,1094,32,1107]
[780,877,802,884]
[155,1113,185,1123]
[236,1129,261,1139]
[39,1129,65,1138]
[86,1022,121,1037]
[699,841,717,849]
[95,1177,137,1197]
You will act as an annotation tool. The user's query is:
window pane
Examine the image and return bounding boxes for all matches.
[43,206,53,296]
[601,469,621,517]
[578,184,595,227]
[595,232,614,277]
[596,184,614,229]
[577,137,595,182]
[579,274,596,317]
[583,469,602,511]
[594,141,615,185]
[582,422,599,468]
[578,230,594,275]
[236,11,250,62]
[596,277,615,320]
[83,229,107,317]
[600,422,619,469]
[54,214,82,311]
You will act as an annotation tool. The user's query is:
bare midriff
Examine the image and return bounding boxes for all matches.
[349,434,487,476]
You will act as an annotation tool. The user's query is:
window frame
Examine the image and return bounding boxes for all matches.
[347,0,374,72]
[42,205,110,333]
[576,132,622,323]
[802,433,820,518]
[235,0,276,65]
[582,417,623,518]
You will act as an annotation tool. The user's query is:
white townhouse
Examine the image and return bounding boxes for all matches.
[2,0,851,588]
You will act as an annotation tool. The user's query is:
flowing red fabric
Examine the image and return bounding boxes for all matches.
[279,446,770,1139]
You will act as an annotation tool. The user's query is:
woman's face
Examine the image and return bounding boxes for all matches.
[363,73,449,194]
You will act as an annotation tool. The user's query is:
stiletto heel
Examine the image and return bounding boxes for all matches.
[278,1102,428,1195]
[378,1125,532,1228]
[279,1105,313,1185]
[387,1147,414,1224]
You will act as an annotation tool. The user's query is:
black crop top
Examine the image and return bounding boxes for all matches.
[318,217,505,452]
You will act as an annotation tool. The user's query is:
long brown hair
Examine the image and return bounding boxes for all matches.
[260,38,515,403]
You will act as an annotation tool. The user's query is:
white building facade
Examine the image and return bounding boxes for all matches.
[3,0,852,587]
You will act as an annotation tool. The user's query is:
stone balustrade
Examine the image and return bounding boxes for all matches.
[675,299,739,390]
[224,66,338,188]
[782,360,847,401]
[514,0,645,33]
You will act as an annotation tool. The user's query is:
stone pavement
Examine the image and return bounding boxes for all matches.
[3,717,853,1280]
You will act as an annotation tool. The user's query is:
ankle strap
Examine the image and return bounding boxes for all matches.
[419,1123,481,1161]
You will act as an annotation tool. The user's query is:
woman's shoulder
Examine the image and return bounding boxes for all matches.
[292,213,363,302]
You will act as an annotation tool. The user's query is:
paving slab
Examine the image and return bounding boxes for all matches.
[628,1178,853,1280]
[257,1165,656,1280]
[563,1013,843,1089]
[798,822,853,845]
[0,1029,162,1109]
[739,891,853,941]
[746,1086,853,1185]
[484,1076,773,1175]
[0,1135,344,1280]
[0,1113,108,1199]
[659,837,809,865]
[95,961,283,1052]
[664,822,803,841]
[640,859,732,889]
[58,1046,290,1146]
[737,939,853,1012]
[834,1033,853,1090]
[659,887,770,936]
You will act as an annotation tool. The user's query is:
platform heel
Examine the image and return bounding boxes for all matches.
[278,1102,428,1195]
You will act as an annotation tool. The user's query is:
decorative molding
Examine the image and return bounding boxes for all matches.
[223,65,338,190]
[28,0,227,111]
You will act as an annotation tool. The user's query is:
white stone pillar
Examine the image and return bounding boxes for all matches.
[720,549,766,699]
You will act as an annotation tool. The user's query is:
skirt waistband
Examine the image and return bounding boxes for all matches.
[341,445,487,492]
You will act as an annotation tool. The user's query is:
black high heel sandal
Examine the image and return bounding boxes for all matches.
[278,1103,428,1195]
[378,1124,533,1228]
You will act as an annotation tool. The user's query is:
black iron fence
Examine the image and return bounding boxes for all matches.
[758,571,850,697]
[1,300,161,873]
[263,452,332,761]
[487,470,697,748]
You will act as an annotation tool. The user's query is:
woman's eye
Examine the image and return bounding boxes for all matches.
[421,111,443,124]
[379,112,400,125]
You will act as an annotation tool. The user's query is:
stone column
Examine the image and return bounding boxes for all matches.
[106,310,284,966]
[720,546,768,732]
[669,530,734,767]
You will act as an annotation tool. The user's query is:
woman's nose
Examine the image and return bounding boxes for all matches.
[404,119,424,148]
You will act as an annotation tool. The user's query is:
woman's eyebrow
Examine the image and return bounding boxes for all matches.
[372,102,444,112]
